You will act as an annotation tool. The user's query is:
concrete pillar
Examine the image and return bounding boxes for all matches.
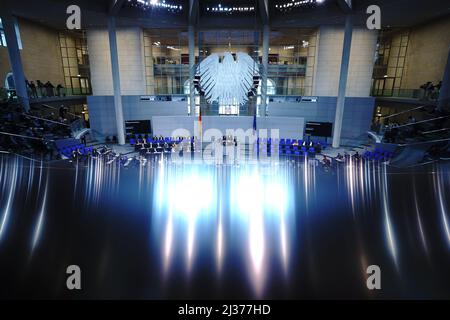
[1,14,29,111]
[332,15,353,148]
[438,47,450,110]
[188,25,196,117]
[108,16,125,145]
[261,24,270,117]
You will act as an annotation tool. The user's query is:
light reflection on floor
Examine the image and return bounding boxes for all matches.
[0,154,450,299]
[150,160,296,297]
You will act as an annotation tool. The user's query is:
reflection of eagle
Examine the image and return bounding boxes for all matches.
[196,52,259,106]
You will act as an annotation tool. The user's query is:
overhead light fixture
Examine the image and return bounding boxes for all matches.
[275,0,324,12]
[206,4,255,14]
[126,0,183,12]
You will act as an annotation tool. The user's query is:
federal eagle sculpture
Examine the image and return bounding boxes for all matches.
[196,52,259,106]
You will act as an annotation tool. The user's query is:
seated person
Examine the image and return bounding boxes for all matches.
[322,155,331,167]
[314,142,322,153]
[336,153,344,162]
[120,155,128,165]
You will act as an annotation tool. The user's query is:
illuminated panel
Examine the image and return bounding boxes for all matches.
[206,4,255,14]
[274,0,325,12]
[126,0,183,12]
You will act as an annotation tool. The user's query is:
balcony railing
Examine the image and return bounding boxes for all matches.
[153,63,307,77]
[28,87,91,99]
[371,88,440,101]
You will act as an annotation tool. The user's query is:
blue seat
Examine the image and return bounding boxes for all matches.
[63,148,70,156]
[280,139,285,145]
[286,139,292,145]
[130,138,136,145]
[301,147,307,152]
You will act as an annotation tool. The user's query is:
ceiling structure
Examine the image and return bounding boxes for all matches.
[1,0,449,31]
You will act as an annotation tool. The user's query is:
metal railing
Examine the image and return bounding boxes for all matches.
[381,105,428,120]
[41,104,82,120]
[22,113,71,127]
[371,88,440,101]
[0,131,48,141]
[381,114,450,144]
[28,87,91,99]
[395,115,450,129]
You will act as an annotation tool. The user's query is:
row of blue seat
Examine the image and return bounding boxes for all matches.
[257,138,326,148]
[129,136,326,148]
[255,145,315,155]
[130,137,186,146]
[280,146,315,155]
[59,144,93,158]
[363,149,393,162]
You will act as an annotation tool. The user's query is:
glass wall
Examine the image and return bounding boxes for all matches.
[372,29,410,97]
[59,31,92,95]
[143,29,190,95]
[143,28,318,114]
[265,28,317,96]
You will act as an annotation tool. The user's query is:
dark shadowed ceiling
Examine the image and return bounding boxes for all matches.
[1,0,449,30]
